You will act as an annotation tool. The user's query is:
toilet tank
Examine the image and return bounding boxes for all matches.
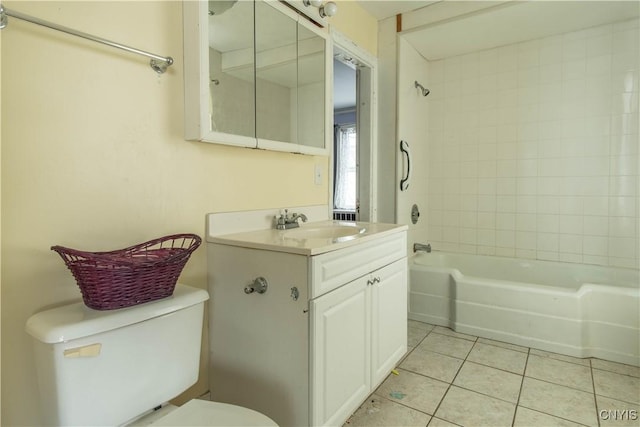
[26,284,209,426]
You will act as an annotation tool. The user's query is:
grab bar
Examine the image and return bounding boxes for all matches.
[400,140,411,191]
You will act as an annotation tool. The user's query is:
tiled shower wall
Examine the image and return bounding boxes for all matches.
[426,19,639,268]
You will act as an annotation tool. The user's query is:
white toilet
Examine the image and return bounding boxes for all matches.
[25,284,277,426]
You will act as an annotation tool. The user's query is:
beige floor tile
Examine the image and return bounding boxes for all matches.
[529,348,591,367]
[596,395,640,427]
[431,326,477,342]
[408,320,435,333]
[593,369,640,405]
[408,325,430,347]
[375,369,449,415]
[453,361,523,403]
[434,386,516,427]
[467,342,528,374]
[478,338,529,353]
[519,377,598,427]
[400,349,463,383]
[592,359,640,378]
[417,332,474,360]
[513,406,586,427]
[477,337,529,353]
[344,396,431,427]
[428,417,461,427]
[525,354,593,392]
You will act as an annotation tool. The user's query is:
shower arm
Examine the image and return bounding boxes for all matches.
[414,80,430,97]
[0,5,173,74]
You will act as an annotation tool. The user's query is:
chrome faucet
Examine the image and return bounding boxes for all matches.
[275,209,308,230]
[413,243,431,253]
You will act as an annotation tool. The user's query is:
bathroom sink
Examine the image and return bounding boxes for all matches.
[283,224,366,242]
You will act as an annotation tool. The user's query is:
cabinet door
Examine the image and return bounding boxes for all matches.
[371,258,408,387]
[311,277,371,427]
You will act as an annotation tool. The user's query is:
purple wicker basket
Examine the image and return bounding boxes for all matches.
[51,234,201,310]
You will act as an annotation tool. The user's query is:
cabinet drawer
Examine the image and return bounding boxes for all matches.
[310,231,406,298]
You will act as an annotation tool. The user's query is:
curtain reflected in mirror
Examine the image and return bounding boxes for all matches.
[334,124,357,211]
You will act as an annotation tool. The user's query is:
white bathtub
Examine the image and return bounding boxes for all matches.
[409,251,640,366]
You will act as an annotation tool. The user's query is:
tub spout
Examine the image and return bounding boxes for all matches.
[413,243,431,253]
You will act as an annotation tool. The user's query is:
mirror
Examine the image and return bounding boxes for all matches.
[296,18,326,149]
[255,1,297,143]
[183,0,330,155]
[208,0,255,138]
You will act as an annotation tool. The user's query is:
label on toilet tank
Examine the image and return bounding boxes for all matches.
[63,343,102,358]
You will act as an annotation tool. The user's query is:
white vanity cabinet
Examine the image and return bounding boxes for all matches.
[207,227,407,427]
[311,258,407,426]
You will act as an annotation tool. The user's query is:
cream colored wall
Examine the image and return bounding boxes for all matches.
[331,0,378,56]
[0,1,378,425]
[0,12,3,424]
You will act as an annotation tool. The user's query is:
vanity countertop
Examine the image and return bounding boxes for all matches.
[208,220,408,255]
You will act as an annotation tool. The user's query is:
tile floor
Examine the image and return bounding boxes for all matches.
[345,321,640,427]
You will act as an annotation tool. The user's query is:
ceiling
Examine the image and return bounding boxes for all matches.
[403,1,640,61]
[356,1,439,21]
[337,1,639,111]
[356,1,639,61]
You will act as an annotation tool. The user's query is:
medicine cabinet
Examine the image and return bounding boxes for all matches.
[183,0,331,155]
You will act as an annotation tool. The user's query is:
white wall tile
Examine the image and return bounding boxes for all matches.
[584,255,608,266]
[517,195,537,213]
[608,237,637,259]
[559,196,584,215]
[516,231,537,250]
[583,196,609,216]
[478,229,496,246]
[587,34,613,58]
[609,196,638,217]
[425,20,638,267]
[537,233,559,252]
[586,55,612,77]
[477,195,497,212]
[583,235,608,256]
[562,60,587,81]
[563,37,587,61]
[537,214,559,233]
[537,196,560,214]
[496,196,517,213]
[496,230,515,247]
[517,213,537,231]
[583,216,609,236]
[559,234,583,254]
[496,212,516,230]
[609,216,636,237]
[460,227,477,245]
[559,215,584,234]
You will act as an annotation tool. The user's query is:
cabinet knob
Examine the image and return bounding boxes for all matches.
[244,277,268,294]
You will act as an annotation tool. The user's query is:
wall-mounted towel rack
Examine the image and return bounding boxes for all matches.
[0,5,173,74]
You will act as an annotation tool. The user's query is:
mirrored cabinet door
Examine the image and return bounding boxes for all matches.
[183,0,330,155]
[296,19,326,149]
[208,0,255,139]
[255,1,298,145]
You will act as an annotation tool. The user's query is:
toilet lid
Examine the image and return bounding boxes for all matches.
[150,399,278,426]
